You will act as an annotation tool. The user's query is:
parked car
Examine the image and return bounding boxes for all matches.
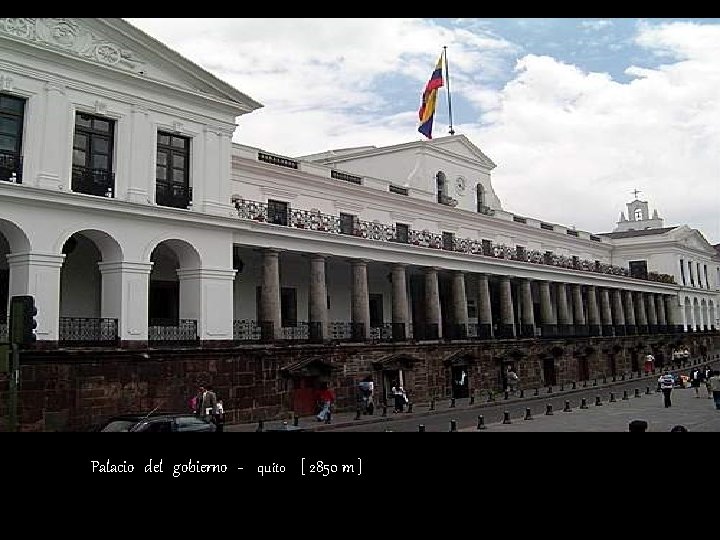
[97,412,217,432]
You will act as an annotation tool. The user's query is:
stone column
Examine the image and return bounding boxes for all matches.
[586,285,601,336]
[624,290,636,335]
[539,280,556,338]
[309,255,328,342]
[599,288,614,336]
[35,83,71,191]
[612,289,626,336]
[391,264,409,341]
[655,294,667,333]
[98,261,153,342]
[451,271,469,339]
[556,283,572,336]
[572,284,587,337]
[645,293,658,334]
[520,278,535,338]
[665,295,682,333]
[6,253,65,341]
[423,267,442,339]
[351,260,371,340]
[177,267,236,341]
[635,291,648,334]
[498,276,515,339]
[259,249,282,341]
[476,274,493,339]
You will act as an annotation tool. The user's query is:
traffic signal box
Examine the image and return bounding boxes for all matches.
[9,295,37,346]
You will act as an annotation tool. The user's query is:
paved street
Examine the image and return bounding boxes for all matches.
[226,358,720,433]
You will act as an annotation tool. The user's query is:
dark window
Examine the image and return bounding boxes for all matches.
[331,170,361,185]
[544,251,554,264]
[481,239,492,256]
[540,223,554,231]
[476,184,485,211]
[697,262,703,288]
[566,229,579,237]
[0,93,25,184]
[516,245,526,260]
[572,255,580,269]
[369,294,383,328]
[395,223,409,243]
[688,260,695,287]
[680,259,686,285]
[268,199,289,226]
[513,216,526,224]
[436,171,446,203]
[156,131,191,208]
[389,185,408,196]
[72,112,115,197]
[340,213,355,235]
[281,287,297,328]
[629,260,648,280]
[442,231,454,251]
[467,300,477,319]
[704,265,709,289]
[590,235,601,242]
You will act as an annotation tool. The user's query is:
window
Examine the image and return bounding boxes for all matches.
[339,213,355,235]
[634,208,642,221]
[481,239,492,256]
[0,93,25,184]
[704,265,709,289]
[436,171,447,203]
[697,262,703,288]
[467,300,477,319]
[476,184,485,211]
[629,260,648,280]
[395,223,409,243]
[267,199,289,226]
[156,131,191,208]
[369,294,383,328]
[540,223,554,231]
[72,112,115,197]
[516,246,526,260]
[513,216,527,224]
[175,416,212,432]
[442,231,454,251]
[331,170,361,185]
[566,229,579,237]
[389,185,408,196]
[688,260,695,287]
[138,421,173,433]
[680,259,686,285]
[280,288,297,328]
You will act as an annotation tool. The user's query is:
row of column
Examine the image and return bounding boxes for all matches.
[259,249,685,341]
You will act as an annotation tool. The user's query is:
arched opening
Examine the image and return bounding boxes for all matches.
[0,219,31,338]
[148,239,201,343]
[709,301,716,330]
[443,351,475,399]
[58,230,122,344]
[701,299,708,331]
[684,297,693,331]
[693,298,701,332]
[435,171,447,203]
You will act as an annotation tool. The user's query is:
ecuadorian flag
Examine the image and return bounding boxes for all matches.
[418,54,444,139]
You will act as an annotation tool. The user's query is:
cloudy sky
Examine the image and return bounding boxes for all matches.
[126,18,720,244]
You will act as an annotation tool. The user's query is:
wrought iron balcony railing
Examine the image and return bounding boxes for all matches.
[59,317,118,345]
[148,319,198,344]
[0,322,7,342]
[0,151,22,184]
[233,198,676,283]
[156,181,192,209]
[72,165,115,197]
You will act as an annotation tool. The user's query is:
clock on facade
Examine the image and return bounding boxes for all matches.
[455,176,466,195]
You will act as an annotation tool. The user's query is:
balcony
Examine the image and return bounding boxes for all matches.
[156,181,192,209]
[148,319,198,345]
[71,165,114,197]
[0,151,22,184]
[59,317,118,346]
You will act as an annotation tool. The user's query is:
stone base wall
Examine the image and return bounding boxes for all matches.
[1,333,717,431]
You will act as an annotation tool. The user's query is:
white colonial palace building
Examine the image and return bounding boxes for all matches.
[1,17,719,350]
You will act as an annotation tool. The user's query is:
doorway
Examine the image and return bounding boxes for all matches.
[450,364,470,398]
[578,356,590,381]
[543,358,557,387]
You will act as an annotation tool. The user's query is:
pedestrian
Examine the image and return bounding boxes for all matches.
[670,425,688,432]
[391,380,407,413]
[658,371,675,408]
[214,399,225,432]
[192,385,206,416]
[316,383,335,423]
[709,370,720,411]
[644,352,655,375]
[705,367,713,399]
[628,419,648,432]
[506,366,519,395]
[690,367,704,397]
[201,385,218,423]
[358,376,374,415]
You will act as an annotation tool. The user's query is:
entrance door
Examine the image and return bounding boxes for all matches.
[543,358,557,387]
[382,369,402,404]
[291,376,320,415]
[609,355,617,377]
[630,350,639,372]
[578,357,590,381]
[369,294,383,328]
[451,365,469,398]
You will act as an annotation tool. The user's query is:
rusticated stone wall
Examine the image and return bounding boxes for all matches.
[0,333,717,431]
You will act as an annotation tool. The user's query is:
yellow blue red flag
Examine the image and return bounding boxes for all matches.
[418,54,444,139]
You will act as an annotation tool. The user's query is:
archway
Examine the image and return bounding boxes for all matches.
[701,299,708,331]
[709,301,716,330]
[443,350,476,399]
[693,298,701,332]
[684,297,693,331]
[0,219,31,339]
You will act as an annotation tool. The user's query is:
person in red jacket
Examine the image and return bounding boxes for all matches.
[316,384,335,423]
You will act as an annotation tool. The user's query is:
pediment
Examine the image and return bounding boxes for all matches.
[430,135,497,170]
[672,226,716,254]
[0,18,261,112]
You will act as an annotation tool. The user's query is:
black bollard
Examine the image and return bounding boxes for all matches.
[645,386,651,395]
[595,396,602,406]
[580,398,588,409]
[504,390,509,400]
[622,390,629,400]
[547,386,553,393]
[418,424,425,432]
[534,388,539,397]
[612,375,616,382]
[407,402,413,413]
[519,389,525,398]
[293,414,299,426]
[382,404,388,417]
[450,397,456,408]
[630,372,634,379]
[563,400,572,412]
[524,408,533,421]
[593,379,598,387]
[583,380,588,388]
[603,375,607,383]
[621,373,626,381]
[469,391,475,405]
[560,383,565,391]
[545,404,554,415]
[256,420,264,432]
[477,415,487,430]
[503,411,512,424]
[450,420,457,432]
[572,381,577,390]
[430,397,435,411]
[634,388,641,398]
[355,408,361,421]
[610,392,616,402]
[656,382,661,392]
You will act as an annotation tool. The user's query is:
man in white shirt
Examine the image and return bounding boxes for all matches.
[658,371,675,408]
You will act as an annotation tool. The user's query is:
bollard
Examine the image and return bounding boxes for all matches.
[382,404,388,417]
[547,386,553,393]
[593,379,598,387]
[477,415,487,430]
[595,396,602,406]
[355,408,361,421]
[407,402,413,413]
[612,375,616,382]
[504,390,509,400]
[603,375,607,384]
[560,383,565,391]
[580,398,588,409]
[487,392,495,403]
[545,404,554,415]
[630,372,634,379]
[534,388,539,397]
[430,397,435,411]
[450,420,457,432]
[572,381,577,390]
[450,397,456,408]
[583,380,588,388]
[622,390,629,400]
[634,388,641,398]
[563,400,572,412]
[621,373,626,381]
[645,386,651,395]
[293,414,299,426]
[503,411,512,424]
[256,420,264,432]
[610,392,616,402]
[524,408,533,421]
[469,391,475,405]
[519,389,525,398]
[418,424,426,432]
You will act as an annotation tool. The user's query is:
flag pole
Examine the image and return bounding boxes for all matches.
[443,46,455,135]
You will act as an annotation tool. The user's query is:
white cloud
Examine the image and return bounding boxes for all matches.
[581,20,613,31]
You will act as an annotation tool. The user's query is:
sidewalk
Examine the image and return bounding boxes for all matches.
[225,355,719,432]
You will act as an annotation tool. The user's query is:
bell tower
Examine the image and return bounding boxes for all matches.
[613,189,664,232]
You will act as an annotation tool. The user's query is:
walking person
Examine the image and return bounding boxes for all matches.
[214,399,225,432]
[658,371,675,408]
[644,352,655,375]
[709,370,720,411]
[316,383,335,423]
[506,366,519,396]
[691,367,704,397]
[201,385,218,423]
[391,380,407,413]
[705,367,713,399]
